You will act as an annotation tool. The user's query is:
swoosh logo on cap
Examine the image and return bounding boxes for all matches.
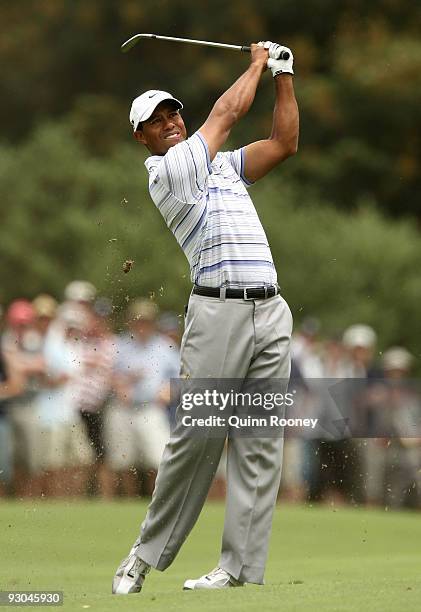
[148,93,158,98]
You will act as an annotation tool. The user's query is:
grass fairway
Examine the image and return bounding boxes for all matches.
[0,500,420,611]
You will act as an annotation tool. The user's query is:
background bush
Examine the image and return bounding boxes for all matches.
[1,121,420,357]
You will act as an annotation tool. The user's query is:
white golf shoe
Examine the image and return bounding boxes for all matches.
[112,537,151,595]
[183,567,244,590]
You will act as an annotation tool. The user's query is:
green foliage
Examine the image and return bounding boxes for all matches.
[255,180,421,353]
[1,1,420,217]
[0,121,190,313]
[289,26,421,216]
[1,122,420,356]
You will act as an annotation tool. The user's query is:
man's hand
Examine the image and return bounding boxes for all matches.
[250,43,269,73]
[264,41,294,76]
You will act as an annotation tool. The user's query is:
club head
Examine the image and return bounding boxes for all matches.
[121,33,154,53]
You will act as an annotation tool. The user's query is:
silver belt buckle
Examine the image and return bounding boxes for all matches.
[243,287,256,300]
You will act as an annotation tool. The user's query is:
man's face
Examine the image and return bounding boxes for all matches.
[351,345,373,366]
[134,101,187,155]
[130,318,156,342]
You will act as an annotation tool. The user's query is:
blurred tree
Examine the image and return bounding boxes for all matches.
[0,120,189,311]
[1,121,421,358]
[0,0,420,217]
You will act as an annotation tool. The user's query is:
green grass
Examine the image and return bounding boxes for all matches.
[0,500,420,611]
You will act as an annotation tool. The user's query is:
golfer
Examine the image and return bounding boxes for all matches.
[113,40,299,594]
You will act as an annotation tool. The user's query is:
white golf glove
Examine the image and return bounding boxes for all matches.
[258,40,294,76]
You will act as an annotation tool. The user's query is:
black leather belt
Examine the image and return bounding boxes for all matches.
[193,285,279,300]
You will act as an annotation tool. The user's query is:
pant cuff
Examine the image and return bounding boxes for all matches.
[136,545,174,572]
[219,559,265,585]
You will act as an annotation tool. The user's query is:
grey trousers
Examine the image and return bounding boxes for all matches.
[137,293,293,584]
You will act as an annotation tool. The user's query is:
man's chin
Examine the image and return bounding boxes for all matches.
[150,135,186,156]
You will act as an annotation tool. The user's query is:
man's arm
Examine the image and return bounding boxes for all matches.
[0,356,25,400]
[199,44,268,161]
[243,74,299,183]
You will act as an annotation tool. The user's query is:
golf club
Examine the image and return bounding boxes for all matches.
[121,33,290,60]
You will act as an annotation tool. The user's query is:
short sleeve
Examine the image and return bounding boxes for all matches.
[220,147,254,188]
[153,132,212,203]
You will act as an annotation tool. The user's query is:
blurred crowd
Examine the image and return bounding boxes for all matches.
[0,281,181,499]
[283,318,420,510]
[0,287,420,510]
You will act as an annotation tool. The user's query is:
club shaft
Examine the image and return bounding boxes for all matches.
[121,33,249,54]
[121,33,289,60]
[149,34,245,52]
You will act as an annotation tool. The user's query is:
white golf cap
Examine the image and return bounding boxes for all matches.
[130,90,183,131]
[382,346,413,371]
[343,324,377,349]
[64,280,97,303]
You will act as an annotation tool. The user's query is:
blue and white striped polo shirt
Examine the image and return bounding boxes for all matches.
[144,131,277,288]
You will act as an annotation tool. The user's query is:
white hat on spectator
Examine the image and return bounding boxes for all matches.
[382,347,413,371]
[64,280,97,303]
[343,324,377,349]
[128,299,159,322]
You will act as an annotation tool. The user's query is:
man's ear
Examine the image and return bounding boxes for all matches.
[133,130,146,145]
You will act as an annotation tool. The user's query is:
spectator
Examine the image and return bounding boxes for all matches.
[42,281,97,364]
[157,311,182,427]
[288,318,324,502]
[32,294,58,336]
[0,307,25,497]
[291,317,324,378]
[321,333,350,378]
[76,302,116,498]
[342,324,378,378]
[27,294,59,495]
[367,347,421,508]
[64,280,97,306]
[341,324,383,505]
[105,299,179,496]
[33,304,94,496]
[2,300,46,497]
[303,325,378,505]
